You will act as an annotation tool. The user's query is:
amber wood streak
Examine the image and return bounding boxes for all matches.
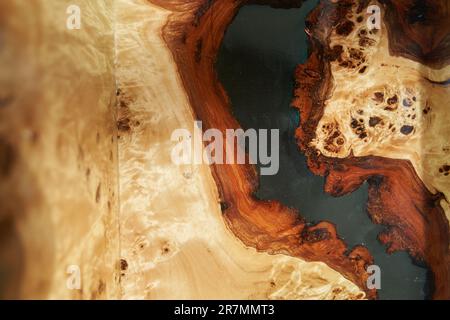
[149,0,375,299]
[293,0,449,299]
[149,0,449,299]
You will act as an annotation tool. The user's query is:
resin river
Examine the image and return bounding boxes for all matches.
[215,2,429,300]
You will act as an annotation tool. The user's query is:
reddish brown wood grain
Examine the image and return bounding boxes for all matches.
[379,0,450,69]
[292,0,450,299]
[150,0,375,299]
[148,0,449,299]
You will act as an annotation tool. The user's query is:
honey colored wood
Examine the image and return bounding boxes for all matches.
[149,0,449,299]
[116,0,365,300]
[292,0,450,299]
[147,0,377,299]
[0,0,120,299]
[2,0,447,300]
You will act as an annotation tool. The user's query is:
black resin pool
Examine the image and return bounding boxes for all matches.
[215,1,430,300]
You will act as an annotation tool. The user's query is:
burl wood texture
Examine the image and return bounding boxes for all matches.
[0,0,120,299]
[116,0,364,300]
[150,0,377,299]
[2,0,447,300]
[292,0,449,299]
[152,0,449,299]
